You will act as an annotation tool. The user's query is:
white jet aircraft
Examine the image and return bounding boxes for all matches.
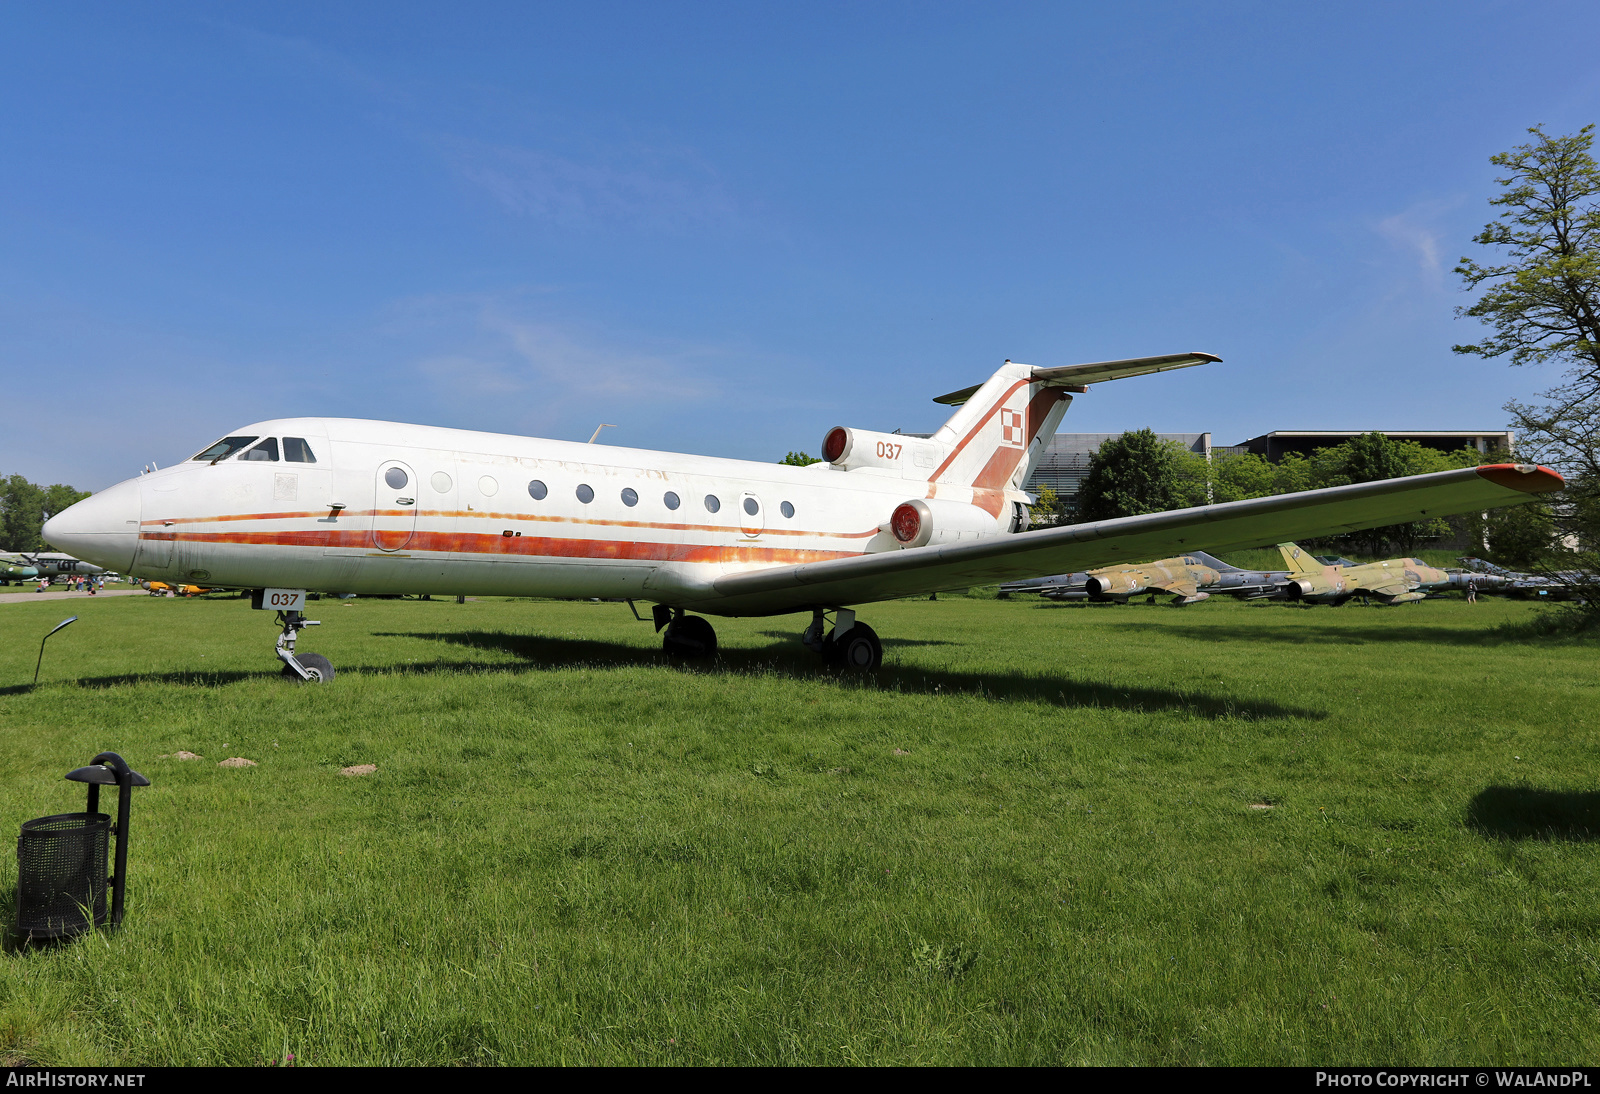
[42,353,1562,681]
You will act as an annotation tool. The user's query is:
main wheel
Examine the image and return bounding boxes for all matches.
[663,614,718,659]
[281,652,335,682]
[832,622,882,671]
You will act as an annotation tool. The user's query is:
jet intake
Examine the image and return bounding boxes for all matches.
[889,498,1004,549]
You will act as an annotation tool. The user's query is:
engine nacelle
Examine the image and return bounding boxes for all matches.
[1283,578,1315,600]
[822,426,946,474]
[888,498,1006,549]
[1086,570,1147,597]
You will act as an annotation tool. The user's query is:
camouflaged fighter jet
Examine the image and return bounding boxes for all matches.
[1,551,105,585]
[1000,554,1223,605]
[1276,542,1450,605]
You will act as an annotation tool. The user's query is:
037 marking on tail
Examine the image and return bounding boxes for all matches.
[43,352,1562,680]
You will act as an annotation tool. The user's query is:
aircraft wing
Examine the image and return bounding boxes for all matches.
[704,464,1562,615]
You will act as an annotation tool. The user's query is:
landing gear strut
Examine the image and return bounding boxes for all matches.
[657,607,718,660]
[275,610,334,682]
[803,608,882,671]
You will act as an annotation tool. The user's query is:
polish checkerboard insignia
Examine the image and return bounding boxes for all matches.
[1000,408,1024,446]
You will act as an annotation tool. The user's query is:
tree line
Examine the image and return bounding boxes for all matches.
[0,475,92,552]
[1028,430,1550,563]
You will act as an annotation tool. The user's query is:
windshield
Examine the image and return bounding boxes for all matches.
[192,436,261,463]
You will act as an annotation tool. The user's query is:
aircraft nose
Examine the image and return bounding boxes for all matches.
[41,477,141,572]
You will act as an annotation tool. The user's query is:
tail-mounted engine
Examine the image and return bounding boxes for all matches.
[822,427,946,476]
[888,498,1007,549]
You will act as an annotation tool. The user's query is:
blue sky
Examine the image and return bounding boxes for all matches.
[4,2,1599,489]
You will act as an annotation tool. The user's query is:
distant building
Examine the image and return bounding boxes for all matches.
[1026,433,1212,502]
[1232,430,1514,463]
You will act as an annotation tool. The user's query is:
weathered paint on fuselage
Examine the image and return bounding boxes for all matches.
[120,417,1022,616]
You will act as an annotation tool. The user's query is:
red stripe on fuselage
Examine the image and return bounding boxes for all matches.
[142,528,861,566]
[140,509,881,539]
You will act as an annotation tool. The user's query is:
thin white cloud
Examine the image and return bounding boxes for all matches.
[438,135,745,232]
[1375,197,1464,288]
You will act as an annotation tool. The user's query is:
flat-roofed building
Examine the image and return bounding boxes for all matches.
[1234,430,1514,462]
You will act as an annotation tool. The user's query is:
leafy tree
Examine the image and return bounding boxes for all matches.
[1453,124,1600,615]
[1,475,91,551]
[779,451,821,466]
[1026,483,1070,528]
[1074,429,1189,522]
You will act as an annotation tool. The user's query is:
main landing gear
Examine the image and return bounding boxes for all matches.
[275,610,335,682]
[802,608,883,671]
[654,605,718,660]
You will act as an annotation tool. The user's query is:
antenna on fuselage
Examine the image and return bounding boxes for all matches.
[588,424,618,444]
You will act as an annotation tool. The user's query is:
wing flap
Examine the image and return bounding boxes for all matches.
[703,464,1562,614]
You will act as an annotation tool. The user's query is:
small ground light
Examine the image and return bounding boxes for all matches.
[33,616,77,686]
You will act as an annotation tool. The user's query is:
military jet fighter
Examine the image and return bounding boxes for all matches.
[1001,554,1223,604]
[1454,557,1577,598]
[1277,542,1450,605]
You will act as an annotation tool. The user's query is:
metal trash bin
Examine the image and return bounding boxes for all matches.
[15,752,149,942]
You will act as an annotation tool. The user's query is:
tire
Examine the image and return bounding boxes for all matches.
[663,614,717,659]
[833,622,882,671]
[282,652,335,682]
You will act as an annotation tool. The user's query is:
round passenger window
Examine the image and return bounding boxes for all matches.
[479,476,499,497]
[704,494,721,514]
[780,501,795,519]
[431,472,452,493]
[743,497,759,516]
[385,467,408,490]
[621,487,638,507]
[528,480,547,500]
[664,491,680,510]
[576,484,594,503]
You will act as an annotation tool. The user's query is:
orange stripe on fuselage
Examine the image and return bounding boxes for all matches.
[142,528,860,566]
[140,509,881,540]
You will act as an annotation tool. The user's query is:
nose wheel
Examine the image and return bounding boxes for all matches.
[275,610,334,682]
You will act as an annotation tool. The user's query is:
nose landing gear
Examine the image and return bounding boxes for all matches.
[802,608,882,671]
[275,610,334,682]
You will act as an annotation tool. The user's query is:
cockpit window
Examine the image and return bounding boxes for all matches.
[239,438,280,462]
[192,436,260,463]
[283,437,317,463]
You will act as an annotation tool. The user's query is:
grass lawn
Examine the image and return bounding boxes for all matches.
[1,591,1596,1065]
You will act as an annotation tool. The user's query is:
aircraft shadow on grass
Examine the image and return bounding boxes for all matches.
[1127,622,1549,649]
[1466,786,1600,841]
[365,629,1325,721]
[16,630,1322,720]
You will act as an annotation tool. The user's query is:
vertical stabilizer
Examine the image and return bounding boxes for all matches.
[926,361,1075,515]
[1277,542,1321,575]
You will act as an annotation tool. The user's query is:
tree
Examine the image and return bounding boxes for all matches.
[1074,429,1190,522]
[0,475,91,551]
[1454,125,1600,617]
[779,451,821,466]
[1026,483,1070,528]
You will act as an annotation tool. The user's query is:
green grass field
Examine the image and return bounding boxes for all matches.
[1,591,1596,1065]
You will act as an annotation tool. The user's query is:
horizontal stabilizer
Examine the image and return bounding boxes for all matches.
[933,352,1220,405]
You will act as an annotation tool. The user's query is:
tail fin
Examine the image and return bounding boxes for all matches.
[925,352,1219,515]
[1277,542,1320,574]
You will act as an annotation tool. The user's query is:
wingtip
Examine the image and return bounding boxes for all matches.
[1475,463,1565,493]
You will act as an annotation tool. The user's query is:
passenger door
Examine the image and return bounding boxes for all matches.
[372,460,420,551]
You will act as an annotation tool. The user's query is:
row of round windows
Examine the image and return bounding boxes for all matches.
[383,466,795,519]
